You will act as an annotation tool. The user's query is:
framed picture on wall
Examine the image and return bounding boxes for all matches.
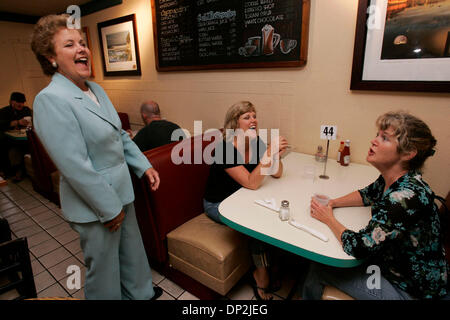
[97,14,141,76]
[82,27,95,78]
[350,0,450,93]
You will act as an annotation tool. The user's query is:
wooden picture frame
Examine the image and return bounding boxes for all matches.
[97,14,141,76]
[350,0,450,93]
[82,27,95,78]
[150,0,310,71]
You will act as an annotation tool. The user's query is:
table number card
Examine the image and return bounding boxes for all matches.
[320,125,337,140]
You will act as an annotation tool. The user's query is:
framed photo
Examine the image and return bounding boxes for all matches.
[82,27,95,78]
[97,14,141,76]
[350,0,450,93]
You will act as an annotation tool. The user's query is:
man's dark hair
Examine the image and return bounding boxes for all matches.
[10,92,26,103]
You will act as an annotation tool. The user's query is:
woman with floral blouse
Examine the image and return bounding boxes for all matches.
[303,111,448,300]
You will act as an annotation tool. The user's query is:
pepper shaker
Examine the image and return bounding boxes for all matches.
[279,200,290,221]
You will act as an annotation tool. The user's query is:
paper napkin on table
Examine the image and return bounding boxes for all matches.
[254,198,279,212]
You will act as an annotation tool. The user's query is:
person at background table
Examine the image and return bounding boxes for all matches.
[30,14,162,300]
[132,100,185,151]
[0,92,32,130]
[0,92,32,181]
[304,111,448,300]
[203,101,289,300]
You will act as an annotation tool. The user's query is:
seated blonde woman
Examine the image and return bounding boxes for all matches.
[303,111,448,300]
[203,101,288,300]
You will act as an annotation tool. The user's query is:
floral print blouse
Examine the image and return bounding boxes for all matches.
[341,171,448,299]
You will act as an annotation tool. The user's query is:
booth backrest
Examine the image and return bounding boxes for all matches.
[26,127,59,205]
[133,133,218,266]
[118,112,131,131]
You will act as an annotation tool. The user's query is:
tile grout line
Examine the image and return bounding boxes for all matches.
[2,183,190,300]
[20,187,83,297]
[0,183,82,297]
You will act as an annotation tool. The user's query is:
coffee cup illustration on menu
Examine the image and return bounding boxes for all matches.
[238,24,297,57]
[247,36,261,56]
[261,24,280,55]
[280,39,297,54]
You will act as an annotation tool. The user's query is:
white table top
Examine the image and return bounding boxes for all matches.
[218,151,380,267]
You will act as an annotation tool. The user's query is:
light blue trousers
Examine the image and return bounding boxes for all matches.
[71,202,154,300]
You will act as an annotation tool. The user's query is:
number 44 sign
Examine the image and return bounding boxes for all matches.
[320,125,337,140]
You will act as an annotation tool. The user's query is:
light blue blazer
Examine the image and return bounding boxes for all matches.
[33,73,151,223]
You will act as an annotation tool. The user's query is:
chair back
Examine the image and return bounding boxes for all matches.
[0,237,37,299]
[0,218,11,243]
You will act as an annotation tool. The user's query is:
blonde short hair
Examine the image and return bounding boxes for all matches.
[376,111,436,171]
[31,14,78,75]
[223,101,256,139]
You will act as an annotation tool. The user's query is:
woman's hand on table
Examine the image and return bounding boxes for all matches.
[310,198,334,225]
[104,210,125,232]
[266,136,289,158]
[327,198,337,209]
[261,136,289,167]
[310,198,347,244]
[145,167,160,191]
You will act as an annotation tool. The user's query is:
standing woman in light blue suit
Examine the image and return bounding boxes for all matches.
[30,14,162,300]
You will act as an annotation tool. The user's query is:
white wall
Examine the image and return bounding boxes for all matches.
[0,21,50,107]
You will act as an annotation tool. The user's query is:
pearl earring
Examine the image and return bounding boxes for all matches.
[52,61,57,68]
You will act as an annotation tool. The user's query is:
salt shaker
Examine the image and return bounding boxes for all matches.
[279,200,290,221]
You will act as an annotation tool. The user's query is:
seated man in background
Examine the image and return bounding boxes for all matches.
[0,92,32,181]
[133,100,185,152]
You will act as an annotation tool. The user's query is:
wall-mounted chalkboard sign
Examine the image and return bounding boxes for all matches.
[150,0,310,71]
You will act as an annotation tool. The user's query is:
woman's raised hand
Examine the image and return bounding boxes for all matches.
[266,136,289,159]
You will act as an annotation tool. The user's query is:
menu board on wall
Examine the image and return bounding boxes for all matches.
[151,0,310,71]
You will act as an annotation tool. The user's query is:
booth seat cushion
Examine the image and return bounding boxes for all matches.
[167,213,251,295]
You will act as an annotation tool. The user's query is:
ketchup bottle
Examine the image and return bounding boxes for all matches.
[337,141,344,163]
[340,140,350,166]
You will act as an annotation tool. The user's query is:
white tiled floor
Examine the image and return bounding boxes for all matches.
[0,178,303,300]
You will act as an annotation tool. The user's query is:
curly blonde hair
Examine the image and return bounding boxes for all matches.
[31,14,75,75]
[376,111,436,171]
[223,101,256,140]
